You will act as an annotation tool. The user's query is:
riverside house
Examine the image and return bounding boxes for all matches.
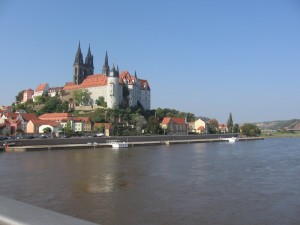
[160,117,188,135]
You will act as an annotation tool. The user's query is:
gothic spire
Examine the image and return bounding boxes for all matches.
[85,44,93,67]
[102,51,110,76]
[74,41,83,65]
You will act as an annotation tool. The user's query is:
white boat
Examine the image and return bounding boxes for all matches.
[222,137,239,143]
[106,140,128,148]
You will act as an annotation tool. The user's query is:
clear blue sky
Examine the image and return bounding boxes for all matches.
[1,0,300,123]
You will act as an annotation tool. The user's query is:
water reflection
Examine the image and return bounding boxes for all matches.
[0,139,300,225]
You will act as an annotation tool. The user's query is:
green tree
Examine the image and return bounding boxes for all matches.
[233,124,240,133]
[95,96,107,107]
[207,119,219,134]
[61,122,73,136]
[146,116,161,134]
[227,113,233,133]
[240,123,261,137]
[130,113,147,135]
[73,89,91,106]
[43,127,52,133]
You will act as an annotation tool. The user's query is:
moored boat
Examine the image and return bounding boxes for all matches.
[222,137,239,143]
[106,140,128,148]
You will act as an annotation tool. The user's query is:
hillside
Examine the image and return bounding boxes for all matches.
[255,119,300,130]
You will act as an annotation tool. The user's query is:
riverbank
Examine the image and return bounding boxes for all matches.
[2,136,264,152]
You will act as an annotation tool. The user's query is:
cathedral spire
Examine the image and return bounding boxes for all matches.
[74,41,83,65]
[85,44,93,67]
[102,51,110,76]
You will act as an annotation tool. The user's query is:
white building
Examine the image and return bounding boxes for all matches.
[62,44,151,110]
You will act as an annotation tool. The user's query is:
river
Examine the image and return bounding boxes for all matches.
[0,138,299,225]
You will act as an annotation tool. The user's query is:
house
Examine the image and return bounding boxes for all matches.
[94,122,113,137]
[19,113,39,133]
[0,112,22,135]
[194,119,208,134]
[27,119,61,134]
[73,117,92,132]
[219,124,228,133]
[48,87,63,97]
[22,89,34,103]
[33,83,49,101]
[160,117,188,135]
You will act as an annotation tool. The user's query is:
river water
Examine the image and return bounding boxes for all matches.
[0,138,300,225]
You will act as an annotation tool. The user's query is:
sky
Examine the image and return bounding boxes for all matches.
[0,0,300,123]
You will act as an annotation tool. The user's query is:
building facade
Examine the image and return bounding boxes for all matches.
[63,44,151,110]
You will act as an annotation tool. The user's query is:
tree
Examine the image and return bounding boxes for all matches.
[61,122,73,136]
[43,127,52,133]
[95,96,107,107]
[73,89,91,106]
[240,123,261,137]
[207,119,219,134]
[233,124,240,133]
[130,113,147,135]
[146,116,161,134]
[15,90,24,103]
[227,113,233,133]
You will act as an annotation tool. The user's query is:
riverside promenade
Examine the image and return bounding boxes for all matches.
[1,134,263,152]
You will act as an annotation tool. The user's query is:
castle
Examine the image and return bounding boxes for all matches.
[29,43,151,110]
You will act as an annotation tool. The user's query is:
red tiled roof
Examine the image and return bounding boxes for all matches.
[74,117,90,122]
[119,71,150,90]
[35,83,48,92]
[161,117,186,125]
[139,79,151,91]
[63,74,107,91]
[39,113,73,120]
[119,71,136,85]
[20,113,38,122]
[197,126,205,131]
[161,117,172,124]
[30,119,60,127]
[4,112,19,120]
[172,118,186,125]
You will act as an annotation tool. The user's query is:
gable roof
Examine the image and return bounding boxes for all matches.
[161,117,186,125]
[35,83,48,92]
[20,113,39,122]
[30,119,60,127]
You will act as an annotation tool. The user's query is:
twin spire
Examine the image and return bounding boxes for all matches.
[73,42,124,79]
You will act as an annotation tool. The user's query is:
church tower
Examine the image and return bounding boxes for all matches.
[102,51,110,76]
[84,45,94,78]
[73,42,85,85]
[107,64,120,109]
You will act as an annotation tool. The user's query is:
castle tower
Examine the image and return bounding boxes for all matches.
[84,44,94,78]
[102,51,110,76]
[73,42,85,85]
[107,65,120,109]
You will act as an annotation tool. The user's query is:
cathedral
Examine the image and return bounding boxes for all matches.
[62,43,151,110]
